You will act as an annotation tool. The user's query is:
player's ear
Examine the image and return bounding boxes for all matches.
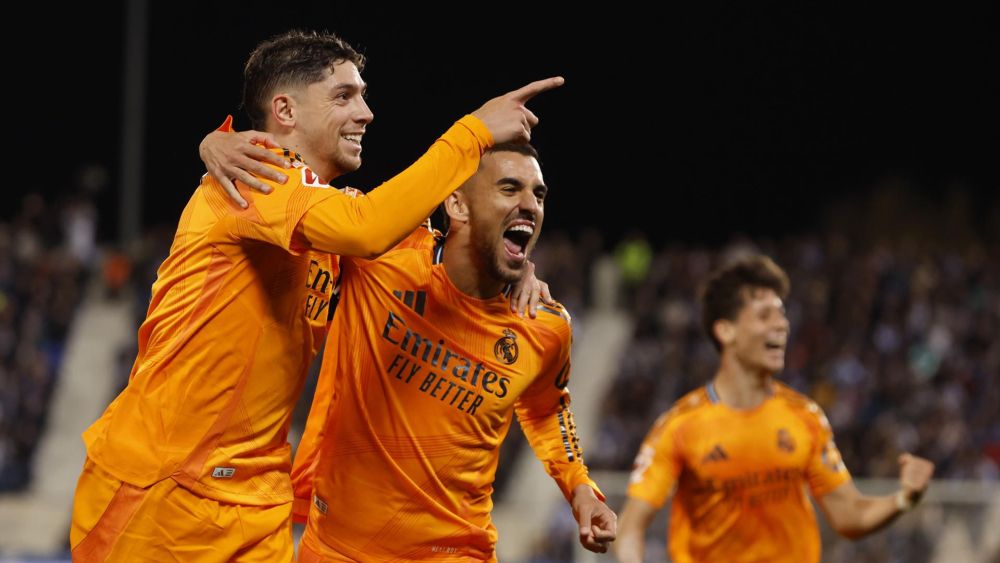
[444,192,469,224]
[271,92,296,127]
[714,319,736,347]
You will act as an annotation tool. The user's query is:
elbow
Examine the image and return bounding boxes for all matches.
[340,231,394,260]
[831,522,866,541]
[839,530,865,541]
[358,241,391,260]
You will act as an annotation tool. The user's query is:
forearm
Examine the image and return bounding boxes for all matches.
[835,493,906,539]
[300,116,490,257]
[615,497,657,563]
[519,406,597,501]
[613,531,645,563]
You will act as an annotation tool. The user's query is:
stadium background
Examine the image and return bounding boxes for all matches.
[2,2,996,561]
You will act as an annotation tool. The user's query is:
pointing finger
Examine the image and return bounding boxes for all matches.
[508,76,565,103]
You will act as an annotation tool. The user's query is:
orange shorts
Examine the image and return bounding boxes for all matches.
[71,457,293,562]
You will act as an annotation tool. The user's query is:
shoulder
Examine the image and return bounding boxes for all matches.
[524,300,573,345]
[393,221,440,252]
[773,382,831,431]
[643,389,709,444]
[534,300,572,325]
[233,163,341,214]
[664,387,712,426]
[347,227,436,279]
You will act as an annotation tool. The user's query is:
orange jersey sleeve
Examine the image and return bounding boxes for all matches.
[801,400,852,497]
[514,308,603,502]
[295,116,491,257]
[292,245,600,560]
[626,410,683,508]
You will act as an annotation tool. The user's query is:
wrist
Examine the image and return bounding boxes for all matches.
[572,483,597,500]
[895,490,915,512]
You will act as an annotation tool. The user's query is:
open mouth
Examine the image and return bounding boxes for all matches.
[343,134,363,148]
[502,224,533,260]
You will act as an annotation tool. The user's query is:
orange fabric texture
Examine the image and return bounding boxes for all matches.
[71,457,292,562]
[80,115,492,508]
[290,230,600,560]
[627,383,851,563]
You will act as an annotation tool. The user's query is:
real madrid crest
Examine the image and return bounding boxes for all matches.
[494,329,519,365]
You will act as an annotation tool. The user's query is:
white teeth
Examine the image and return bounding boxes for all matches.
[508,225,533,234]
[343,134,362,143]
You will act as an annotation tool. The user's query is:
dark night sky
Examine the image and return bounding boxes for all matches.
[14,3,996,245]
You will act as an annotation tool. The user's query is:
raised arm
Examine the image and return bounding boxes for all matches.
[817,453,934,539]
[203,78,566,258]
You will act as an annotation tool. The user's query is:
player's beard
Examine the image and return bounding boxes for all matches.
[472,223,522,286]
[329,145,362,176]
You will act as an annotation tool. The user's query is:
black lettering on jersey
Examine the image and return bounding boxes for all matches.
[304,259,334,321]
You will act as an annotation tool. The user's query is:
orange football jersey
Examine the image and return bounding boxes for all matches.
[81,115,492,506]
[628,382,851,563]
[292,231,601,560]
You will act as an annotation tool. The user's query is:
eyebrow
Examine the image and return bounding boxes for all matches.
[332,81,367,94]
[497,177,548,194]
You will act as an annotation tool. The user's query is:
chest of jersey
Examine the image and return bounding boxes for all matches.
[341,258,549,431]
[680,403,813,503]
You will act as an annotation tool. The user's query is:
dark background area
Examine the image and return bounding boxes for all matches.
[11,3,996,245]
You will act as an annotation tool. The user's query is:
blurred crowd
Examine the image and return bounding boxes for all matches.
[582,232,1000,482]
[0,194,92,491]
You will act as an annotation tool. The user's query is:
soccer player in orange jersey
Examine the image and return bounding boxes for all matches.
[289,142,617,561]
[70,29,563,562]
[614,256,935,563]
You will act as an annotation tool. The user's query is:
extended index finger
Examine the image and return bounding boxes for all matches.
[508,76,565,103]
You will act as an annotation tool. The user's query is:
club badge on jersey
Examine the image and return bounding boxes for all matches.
[494,329,519,365]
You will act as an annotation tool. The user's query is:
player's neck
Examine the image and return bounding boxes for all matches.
[441,238,505,299]
[271,132,339,182]
[713,357,774,410]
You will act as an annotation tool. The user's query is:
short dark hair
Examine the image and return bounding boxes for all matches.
[438,143,540,234]
[700,255,790,351]
[242,30,366,130]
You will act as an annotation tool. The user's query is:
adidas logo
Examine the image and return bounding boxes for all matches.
[393,290,426,316]
[701,444,728,464]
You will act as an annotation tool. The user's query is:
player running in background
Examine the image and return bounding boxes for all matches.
[614,256,934,563]
[291,142,617,561]
[71,29,562,562]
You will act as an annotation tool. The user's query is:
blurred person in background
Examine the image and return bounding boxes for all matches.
[615,255,934,563]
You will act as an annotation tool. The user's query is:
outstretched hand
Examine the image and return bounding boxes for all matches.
[472,77,565,145]
[199,129,291,208]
